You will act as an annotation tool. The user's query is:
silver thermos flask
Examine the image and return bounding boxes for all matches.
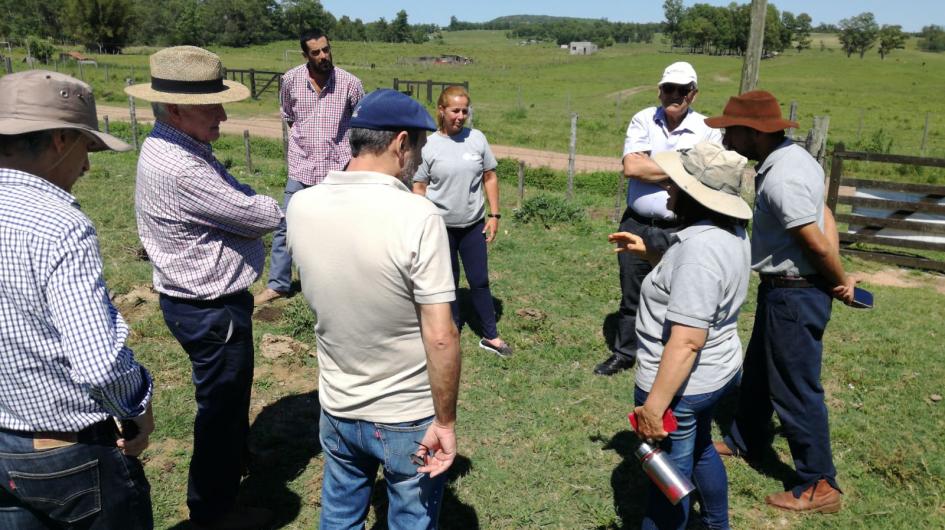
[635,441,696,505]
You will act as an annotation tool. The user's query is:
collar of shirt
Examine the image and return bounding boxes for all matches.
[755,137,795,178]
[672,220,719,244]
[151,120,214,161]
[322,170,410,192]
[296,65,336,96]
[654,107,698,136]
[0,167,79,209]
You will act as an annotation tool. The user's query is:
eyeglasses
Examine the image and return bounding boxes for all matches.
[660,84,694,96]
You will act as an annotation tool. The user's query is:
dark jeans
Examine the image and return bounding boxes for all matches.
[723,283,839,494]
[0,423,152,529]
[614,209,677,361]
[267,178,310,292]
[160,290,255,524]
[447,220,499,339]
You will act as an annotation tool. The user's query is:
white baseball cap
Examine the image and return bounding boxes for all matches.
[659,61,698,87]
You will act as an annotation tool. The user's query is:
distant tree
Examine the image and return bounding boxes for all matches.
[663,0,684,46]
[762,4,786,53]
[366,17,389,42]
[814,23,839,33]
[0,0,65,41]
[877,24,906,59]
[794,13,812,52]
[62,0,134,52]
[388,10,411,43]
[334,16,367,41]
[918,24,945,52]
[780,11,796,51]
[202,0,279,47]
[282,0,335,37]
[838,12,879,58]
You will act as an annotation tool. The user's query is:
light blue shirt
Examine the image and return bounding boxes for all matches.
[623,107,722,220]
[0,169,152,432]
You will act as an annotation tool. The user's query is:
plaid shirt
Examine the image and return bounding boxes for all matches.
[281,64,364,185]
[136,121,283,300]
[0,168,152,432]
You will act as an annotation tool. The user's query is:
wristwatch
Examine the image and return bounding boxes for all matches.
[487,213,501,219]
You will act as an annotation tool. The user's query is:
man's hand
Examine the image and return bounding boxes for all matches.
[632,404,669,442]
[608,231,648,257]
[415,420,456,478]
[833,275,856,305]
[117,404,154,457]
[483,217,498,243]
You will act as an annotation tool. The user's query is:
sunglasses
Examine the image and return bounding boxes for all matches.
[660,84,694,96]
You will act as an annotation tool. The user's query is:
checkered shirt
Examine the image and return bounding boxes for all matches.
[136,121,283,300]
[0,168,153,432]
[281,65,364,185]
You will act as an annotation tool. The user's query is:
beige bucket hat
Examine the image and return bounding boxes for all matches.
[124,46,250,104]
[0,70,130,152]
[652,142,752,220]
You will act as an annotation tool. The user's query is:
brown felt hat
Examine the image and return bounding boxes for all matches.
[704,90,798,133]
[0,70,130,152]
[124,46,249,104]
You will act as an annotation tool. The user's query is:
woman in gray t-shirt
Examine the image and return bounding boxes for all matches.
[412,86,511,358]
[609,142,751,530]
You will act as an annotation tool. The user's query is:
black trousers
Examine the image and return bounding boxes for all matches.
[613,208,678,362]
[159,290,254,524]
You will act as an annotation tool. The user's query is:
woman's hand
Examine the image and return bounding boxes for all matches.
[632,403,670,442]
[608,231,647,257]
[484,217,498,243]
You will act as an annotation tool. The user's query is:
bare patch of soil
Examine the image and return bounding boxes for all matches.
[254,305,284,322]
[113,284,159,322]
[852,268,945,295]
[259,333,312,360]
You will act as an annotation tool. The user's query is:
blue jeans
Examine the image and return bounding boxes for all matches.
[319,412,445,530]
[160,291,255,524]
[723,283,838,495]
[0,424,152,529]
[267,178,310,292]
[635,377,737,530]
[447,220,498,340]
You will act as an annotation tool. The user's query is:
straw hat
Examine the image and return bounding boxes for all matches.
[704,90,798,133]
[0,70,130,152]
[652,142,752,220]
[124,46,249,104]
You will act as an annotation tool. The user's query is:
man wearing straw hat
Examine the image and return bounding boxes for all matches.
[127,46,282,529]
[705,90,854,514]
[0,70,154,528]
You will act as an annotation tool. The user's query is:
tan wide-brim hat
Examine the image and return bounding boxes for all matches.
[124,46,250,104]
[653,142,753,220]
[0,70,131,152]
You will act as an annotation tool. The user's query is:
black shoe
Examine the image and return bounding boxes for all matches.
[593,354,634,376]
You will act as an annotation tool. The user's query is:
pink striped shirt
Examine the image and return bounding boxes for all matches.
[281,65,364,185]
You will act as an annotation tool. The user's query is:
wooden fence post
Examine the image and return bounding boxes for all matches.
[78,61,84,81]
[426,79,433,103]
[826,142,844,212]
[517,160,525,209]
[804,115,830,169]
[243,130,253,173]
[567,113,577,200]
[4,56,12,74]
[103,115,110,135]
[249,69,257,99]
[787,101,798,139]
[393,78,400,92]
[921,113,931,157]
[739,0,767,94]
[126,79,139,151]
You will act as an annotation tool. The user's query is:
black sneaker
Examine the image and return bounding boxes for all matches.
[479,338,513,358]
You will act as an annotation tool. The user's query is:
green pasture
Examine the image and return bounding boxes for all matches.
[70,123,945,528]
[6,30,945,173]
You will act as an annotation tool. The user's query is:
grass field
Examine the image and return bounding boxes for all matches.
[64,119,945,528]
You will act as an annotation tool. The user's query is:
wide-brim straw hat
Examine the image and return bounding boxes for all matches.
[124,46,249,104]
[0,70,130,152]
[652,142,752,220]
[704,90,798,133]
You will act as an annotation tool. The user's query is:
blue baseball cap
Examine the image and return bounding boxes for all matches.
[350,89,436,132]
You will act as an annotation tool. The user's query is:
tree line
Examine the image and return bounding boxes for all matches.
[0,0,440,53]
[447,15,661,47]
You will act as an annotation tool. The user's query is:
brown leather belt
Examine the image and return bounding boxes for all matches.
[759,274,822,288]
[10,419,120,450]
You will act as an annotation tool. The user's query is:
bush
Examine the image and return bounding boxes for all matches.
[494,158,620,197]
[25,36,56,63]
[513,194,586,227]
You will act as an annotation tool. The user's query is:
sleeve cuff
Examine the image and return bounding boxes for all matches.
[414,290,456,305]
[784,214,817,229]
[665,310,711,329]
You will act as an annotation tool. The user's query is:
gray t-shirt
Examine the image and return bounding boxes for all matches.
[751,141,825,276]
[635,222,750,395]
[414,128,498,228]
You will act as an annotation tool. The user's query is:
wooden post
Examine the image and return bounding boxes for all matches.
[424,79,431,103]
[4,56,12,74]
[739,0,767,94]
[281,118,290,163]
[826,142,844,212]
[567,113,577,200]
[787,101,798,139]
[103,115,110,135]
[78,61,84,81]
[393,78,399,91]
[126,79,139,151]
[517,160,525,209]
[805,115,830,169]
[243,130,253,173]
[921,113,931,157]
[249,69,257,99]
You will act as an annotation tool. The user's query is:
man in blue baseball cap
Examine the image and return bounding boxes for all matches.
[285,89,461,528]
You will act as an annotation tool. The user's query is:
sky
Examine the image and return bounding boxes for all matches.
[319,0,941,33]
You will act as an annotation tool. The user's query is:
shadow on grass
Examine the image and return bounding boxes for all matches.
[592,430,648,529]
[456,287,504,339]
[367,454,479,530]
[602,311,619,352]
[164,390,322,530]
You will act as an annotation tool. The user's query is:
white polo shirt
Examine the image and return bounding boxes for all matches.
[286,170,455,423]
[623,107,722,220]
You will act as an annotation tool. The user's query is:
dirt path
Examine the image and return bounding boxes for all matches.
[98,104,620,173]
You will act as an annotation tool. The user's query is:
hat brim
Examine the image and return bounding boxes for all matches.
[124,79,250,104]
[652,150,753,221]
[0,118,131,152]
[704,115,798,133]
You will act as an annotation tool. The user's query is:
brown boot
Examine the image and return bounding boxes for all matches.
[765,479,842,514]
